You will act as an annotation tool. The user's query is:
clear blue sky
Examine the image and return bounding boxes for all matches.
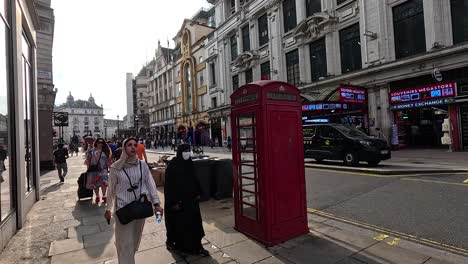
[53,0,212,119]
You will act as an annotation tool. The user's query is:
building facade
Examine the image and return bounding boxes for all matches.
[125,73,135,129]
[104,119,124,140]
[149,42,177,142]
[173,10,215,145]
[0,0,41,253]
[35,0,56,170]
[54,93,105,143]
[205,0,468,151]
[135,65,152,138]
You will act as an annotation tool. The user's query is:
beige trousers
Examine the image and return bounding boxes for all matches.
[115,217,145,264]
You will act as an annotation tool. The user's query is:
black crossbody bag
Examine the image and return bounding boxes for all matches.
[116,161,154,225]
[87,151,103,173]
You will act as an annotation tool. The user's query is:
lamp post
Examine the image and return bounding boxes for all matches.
[135,115,139,138]
[117,115,120,140]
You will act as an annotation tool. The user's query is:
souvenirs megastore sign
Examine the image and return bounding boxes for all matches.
[389,82,457,105]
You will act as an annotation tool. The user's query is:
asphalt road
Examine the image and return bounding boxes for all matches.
[306,168,468,250]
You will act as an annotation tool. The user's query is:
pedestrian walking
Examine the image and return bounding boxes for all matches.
[105,137,163,264]
[53,143,69,182]
[164,144,209,256]
[227,136,232,152]
[85,138,112,204]
[0,145,7,183]
[136,140,148,162]
[113,141,123,161]
[171,138,176,151]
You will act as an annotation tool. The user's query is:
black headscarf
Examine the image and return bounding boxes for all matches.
[165,144,199,206]
[175,144,191,160]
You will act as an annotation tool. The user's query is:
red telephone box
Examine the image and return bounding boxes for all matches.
[231,81,308,246]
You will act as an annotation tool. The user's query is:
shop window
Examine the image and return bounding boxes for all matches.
[283,0,297,33]
[286,49,300,86]
[260,61,271,80]
[309,38,327,81]
[306,0,321,17]
[22,33,35,193]
[340,23,362,73]
[211,97,218,108]
[242,24,250,52]
[210,62,216,86]
[232,74,239,90]
[451,0,468,44]
[0,7,12,220]
[230,35,238,61]
[393,0,426,59]
[258,14,269,47]
[245,68,253,84]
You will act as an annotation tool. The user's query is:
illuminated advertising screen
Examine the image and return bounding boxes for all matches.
[302,103,348,111]
[339,86,366,104]
[390,82,457,104]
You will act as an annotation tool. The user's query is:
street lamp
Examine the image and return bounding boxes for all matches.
[117,115,120,140]
[135,115,139,138]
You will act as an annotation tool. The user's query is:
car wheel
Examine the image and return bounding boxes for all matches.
[368,161,380,166]
[344,152,359,166]
[315,158,324,163]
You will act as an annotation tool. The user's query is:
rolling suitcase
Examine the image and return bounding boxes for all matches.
[77,173,93,200]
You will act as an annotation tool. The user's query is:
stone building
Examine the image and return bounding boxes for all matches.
[54,93,105,142]
[35,0,56,170]
[0,0,42,253]
[104,119,124,140]
[173,9,215,145]
[148,42,177,142]
[206,0,468,151]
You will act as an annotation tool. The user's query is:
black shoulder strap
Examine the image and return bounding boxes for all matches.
[122,167,138,200]
[139,161,143,197]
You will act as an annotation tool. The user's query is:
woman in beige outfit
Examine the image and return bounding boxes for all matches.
[104,138,164,264]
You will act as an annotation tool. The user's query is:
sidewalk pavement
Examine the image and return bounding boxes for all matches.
[2,155,468,264]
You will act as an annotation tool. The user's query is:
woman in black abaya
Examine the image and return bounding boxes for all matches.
[164,144,209,256]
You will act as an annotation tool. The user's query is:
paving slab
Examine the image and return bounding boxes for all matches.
[254,256,295,264]
[68,224,101,239]
[189,251,235,264]
[134,246,183,264]
[83,231,115,248]
[274,234,356,264]
[48,238,84,256]
[353,242,430,264]
[204,228,249,248]
[50,242,117,264]
[222,240,272,264]
[137,232,167,252]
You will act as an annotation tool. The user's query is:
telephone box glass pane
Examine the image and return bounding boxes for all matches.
[238,114,258,220]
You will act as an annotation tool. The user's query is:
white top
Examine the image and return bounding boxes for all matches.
[106,161,160,211]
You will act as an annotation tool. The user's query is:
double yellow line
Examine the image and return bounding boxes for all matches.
[308,208,468,257]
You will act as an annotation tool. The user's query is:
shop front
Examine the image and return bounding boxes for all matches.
[207,105,231,147]
[302,85,369,133]
[389,82,458,149]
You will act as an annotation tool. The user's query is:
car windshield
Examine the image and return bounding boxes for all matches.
[334,125,368,138]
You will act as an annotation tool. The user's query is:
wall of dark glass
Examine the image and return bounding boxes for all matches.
[286,49,300,86]
[309,38,327,81]
[260,61,270,80]
[340,23,362,73]
[451,0,468,44]
[282,0,297,33]
[242,25,250,52]
[258,14,269,46]
[306,0,321,17]
[245,68,253,83]
[230,35,238,61]
[393,0,426,59]
[232,75,239,90]
[0,0,13,220]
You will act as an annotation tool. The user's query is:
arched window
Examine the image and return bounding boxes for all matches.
[185,63,192,112]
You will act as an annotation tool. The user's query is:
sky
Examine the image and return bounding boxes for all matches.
[52,0,212,120]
